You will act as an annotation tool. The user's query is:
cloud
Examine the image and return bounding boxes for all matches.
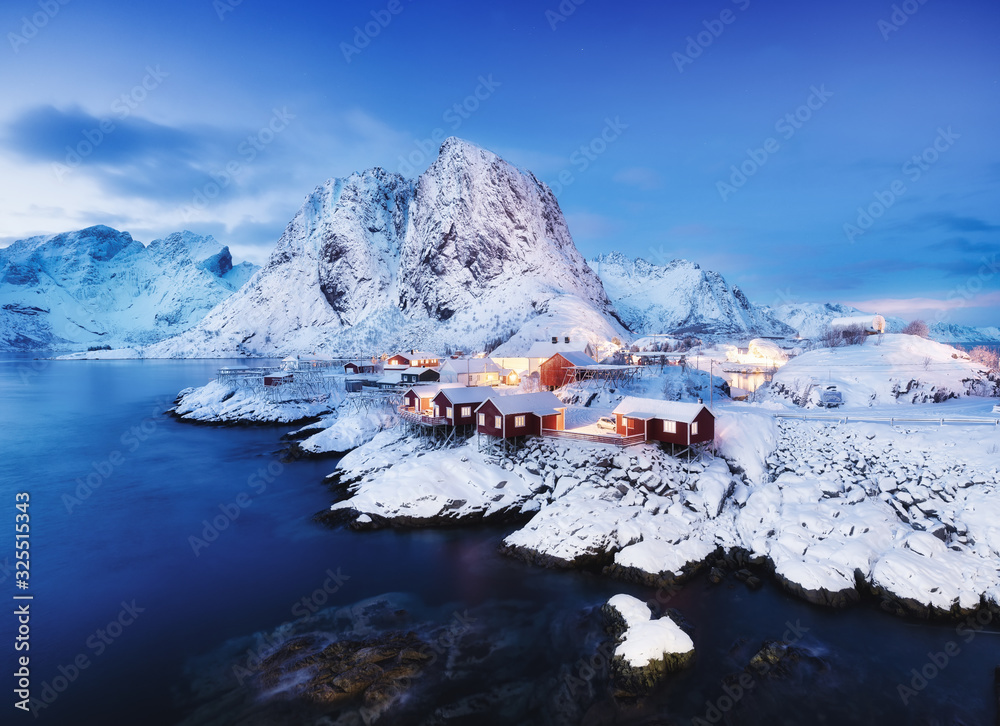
[612,166,662,191]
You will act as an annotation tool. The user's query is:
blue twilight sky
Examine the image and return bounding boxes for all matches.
[0,0,998,325]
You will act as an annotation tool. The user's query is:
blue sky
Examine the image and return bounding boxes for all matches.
[1,0,997,325]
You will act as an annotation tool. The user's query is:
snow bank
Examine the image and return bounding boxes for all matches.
[172,379,337,423]
[768,334,998,407]
[298,411,396,454]
[329,436,536,526]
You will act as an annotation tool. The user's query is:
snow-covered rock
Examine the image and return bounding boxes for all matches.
[592,252,794,339]
[602,594,694,694]
[171,379,337,424]
[147,138,627,358]
[0,226,256,351]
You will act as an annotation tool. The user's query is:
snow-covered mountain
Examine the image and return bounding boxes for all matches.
[148,137,627,358]
[590,252,795,339]
[927,322,1000,344]
[764,301,999,343]
[0,226,256,351]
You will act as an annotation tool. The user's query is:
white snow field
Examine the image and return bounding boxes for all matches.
[767,334,999,407]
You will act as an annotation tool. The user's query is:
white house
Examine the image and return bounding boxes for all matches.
[438,358,505,386]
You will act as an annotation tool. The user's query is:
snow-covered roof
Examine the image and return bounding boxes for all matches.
[404,382,462,398]
[524,340,592,359]
[612,396,708,423]
[439,358,501,374]
[377,371,404,384]
[437,387,500,405]
[401,366,435,375]
[390,350,439,360]
[549,350,597,367]
[477,392,565,416]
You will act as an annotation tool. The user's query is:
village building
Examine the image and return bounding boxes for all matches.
[344,361,379,374]
[432,387,497,427]
[539,351,598,388]
[438,357,503,386]
[385,350,441,369]
[611,397,715,448]
[400,366,440,384]
[475,392,566,439]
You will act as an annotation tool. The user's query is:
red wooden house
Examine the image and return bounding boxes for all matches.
[432,387,496,427]
[386,350,440,369]
[344,362,378,374]
[475,392,566,438]
[611,397,715,446]
[402,383,457,414]
[539,351,597,389]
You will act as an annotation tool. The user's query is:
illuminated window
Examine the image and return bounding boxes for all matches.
[495,416,502,428]
[691,422,699,436]
[461,407,471,417]
[446,407,453,419]
[434,405,440,417]
[664,420,677,434]
[514,415,526,428]
[478,413,485,426]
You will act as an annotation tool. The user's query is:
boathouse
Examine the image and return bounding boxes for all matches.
[611,397,715,446]
[539,351,597,389]
[475,392,566,439]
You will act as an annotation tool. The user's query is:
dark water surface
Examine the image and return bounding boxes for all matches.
[0,355,997,725]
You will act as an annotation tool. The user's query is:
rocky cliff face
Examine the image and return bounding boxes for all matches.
[149,138,626,358]
[0,226,255,351]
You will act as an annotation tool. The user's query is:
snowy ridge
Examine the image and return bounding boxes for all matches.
[148,138,627,358]
[0,226,256,351]
[591,252,795,339]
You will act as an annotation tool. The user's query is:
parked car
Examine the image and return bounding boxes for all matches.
[819,386,844,408]
[597,416,616,431]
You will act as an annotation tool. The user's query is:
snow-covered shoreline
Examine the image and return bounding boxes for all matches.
[323,406,1000,620]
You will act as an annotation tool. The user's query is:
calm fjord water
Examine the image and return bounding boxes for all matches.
[0,356,996,725]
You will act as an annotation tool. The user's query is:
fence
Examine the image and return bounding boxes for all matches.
[541,429,647,447]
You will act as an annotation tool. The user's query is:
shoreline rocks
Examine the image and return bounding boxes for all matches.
[602,594,694,697]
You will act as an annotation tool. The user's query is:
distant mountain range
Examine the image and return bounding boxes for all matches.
[0,226,256,351]
[761,301,1000,343]
[591,252,795,339]
[3,141,996,355]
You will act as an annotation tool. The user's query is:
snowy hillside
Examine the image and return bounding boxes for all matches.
[590,252,794,339]
[148,138,627,358]
[767,334,999,407]
[0,226,256,351]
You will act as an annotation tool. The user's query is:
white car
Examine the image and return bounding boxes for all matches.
[597,416,616,431]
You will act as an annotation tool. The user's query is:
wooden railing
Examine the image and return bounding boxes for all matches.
[398,408,449,426]
[541,429,646,447]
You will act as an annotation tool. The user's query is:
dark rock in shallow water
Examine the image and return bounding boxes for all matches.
[254,631,431,711]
